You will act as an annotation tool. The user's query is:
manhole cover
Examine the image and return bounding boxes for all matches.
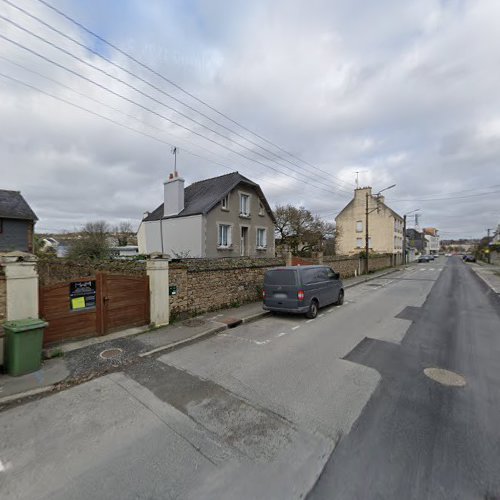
[424,367,466,387]
[182,318,206,327]
[99,348,123,359]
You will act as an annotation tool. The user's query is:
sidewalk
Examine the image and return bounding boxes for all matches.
[470,261,500,294]
[0,265,403,406]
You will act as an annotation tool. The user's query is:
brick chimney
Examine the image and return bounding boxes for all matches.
[164,171,185,217]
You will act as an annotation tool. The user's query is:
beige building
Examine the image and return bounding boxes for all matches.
[335,187,404,258]
[138,171,276,258]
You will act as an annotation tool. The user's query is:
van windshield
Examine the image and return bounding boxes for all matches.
[265,269,297,286]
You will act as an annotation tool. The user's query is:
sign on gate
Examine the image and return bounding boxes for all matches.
[69,280,96,310]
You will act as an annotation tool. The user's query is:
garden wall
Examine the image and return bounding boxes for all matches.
[168,257,285,318]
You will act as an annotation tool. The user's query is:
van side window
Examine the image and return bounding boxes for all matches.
[302,269,318,284]
[327,268,336,279]
[317,268,329,281]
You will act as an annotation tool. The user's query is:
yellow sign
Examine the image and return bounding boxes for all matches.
[71,297,86,309]
[485,249,490,254]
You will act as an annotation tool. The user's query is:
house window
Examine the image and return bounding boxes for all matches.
[256,228,267,248]
[221,195,229,210]
[368,237,372,249]
[259,202,265,216]
[240,194,250,216]
[356,238,363,248]
[218,224,232,247]
[356,221,363,232]
[394,236,398,248]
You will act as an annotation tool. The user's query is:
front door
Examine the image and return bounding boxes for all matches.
[240,227,248,256]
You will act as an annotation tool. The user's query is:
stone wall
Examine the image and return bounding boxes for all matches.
[323,256,361,279]
[37,257,146,285]
[168,257,285,318]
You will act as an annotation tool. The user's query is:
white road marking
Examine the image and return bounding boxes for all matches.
[306,319,315,323]
[429,268,435,271]
[277,332,288,337]
[254,340,270,345]
[0,459,11,472]
[318,313,325,318]
[291,325,300,330]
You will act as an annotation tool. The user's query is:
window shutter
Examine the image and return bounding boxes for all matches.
[228,225,232,245]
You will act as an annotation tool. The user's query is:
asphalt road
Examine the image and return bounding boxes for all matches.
[1,258,498,499]
[309,256,500,499]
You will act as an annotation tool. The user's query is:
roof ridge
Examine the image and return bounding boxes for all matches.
[187,171,239,188]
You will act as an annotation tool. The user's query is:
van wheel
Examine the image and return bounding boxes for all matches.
[305,300,318,319]
[336,289,344,306]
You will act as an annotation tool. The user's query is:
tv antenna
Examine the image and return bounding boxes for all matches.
[171,146,178,175]
[355,170,368,188]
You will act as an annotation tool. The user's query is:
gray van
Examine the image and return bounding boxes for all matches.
[262,265,344,319]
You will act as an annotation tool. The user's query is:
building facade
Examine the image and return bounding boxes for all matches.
[0,190,37,253]
[335,187,404,258]
[138,171,276,258]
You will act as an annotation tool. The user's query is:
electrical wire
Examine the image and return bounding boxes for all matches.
[33,0,355,189]
[1,0,353,194]
[0,32,349,197]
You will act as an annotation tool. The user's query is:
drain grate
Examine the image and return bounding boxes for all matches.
[99,348,123,360]
[366,283,383,287]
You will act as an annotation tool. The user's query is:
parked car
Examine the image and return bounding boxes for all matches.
[262,265,344,319]
[418,255,431,263]
[463,255,476,262]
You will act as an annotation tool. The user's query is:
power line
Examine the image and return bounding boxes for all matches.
[0,67,340,202]
[33,0,355,189]
[0,32,348,197]
[2,0,353,194]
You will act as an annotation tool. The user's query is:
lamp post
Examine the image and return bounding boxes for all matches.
[365,184,396,274]
[403,209,420,265]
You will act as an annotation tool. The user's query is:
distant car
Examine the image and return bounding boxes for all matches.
[263,265,344,318]
[445,253,452,257]
[428,254,435,261]
[418,255,430,263]
[463,255,476,262]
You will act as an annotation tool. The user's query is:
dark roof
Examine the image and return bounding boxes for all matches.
[143,172,275,223]
[0,190,38,221]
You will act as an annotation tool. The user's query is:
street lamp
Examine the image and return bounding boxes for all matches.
[365,184,396,273]
[402,209,420,264]
[487,228,495,264]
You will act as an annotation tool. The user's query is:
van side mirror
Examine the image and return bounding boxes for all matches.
[333,272,340,280]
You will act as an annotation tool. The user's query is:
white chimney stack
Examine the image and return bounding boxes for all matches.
[164,171,185,216]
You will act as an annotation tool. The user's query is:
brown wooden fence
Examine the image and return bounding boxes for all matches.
[39,272,149,346]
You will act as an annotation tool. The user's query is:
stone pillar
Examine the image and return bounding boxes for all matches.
[146,257,170,327]
[1,253,39,321]
[286,251,293,267]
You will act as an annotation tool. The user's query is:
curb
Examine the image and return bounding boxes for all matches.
[470,266,500,294]
[139,324,228,358]
[0,384,55,406]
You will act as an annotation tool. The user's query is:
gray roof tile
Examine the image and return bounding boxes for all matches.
[143,172,275,222]
[0,190,38,221]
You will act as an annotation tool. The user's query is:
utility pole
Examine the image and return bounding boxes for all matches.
[402,209,420,265]
[365,184,396,274]
[365,192,369,273]
[487,228,493,264]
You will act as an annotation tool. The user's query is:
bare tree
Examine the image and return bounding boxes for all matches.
[274,205,336,255]
[113,221,134,246]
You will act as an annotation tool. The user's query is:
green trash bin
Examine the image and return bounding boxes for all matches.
[3,318,48,376]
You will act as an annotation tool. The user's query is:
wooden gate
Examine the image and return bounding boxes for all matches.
[39,272,149,346]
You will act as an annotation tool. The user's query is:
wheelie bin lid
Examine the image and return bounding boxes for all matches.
[3,318,48,333]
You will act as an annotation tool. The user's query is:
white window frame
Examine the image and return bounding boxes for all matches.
[258,201,265,216]
[239,192,251,217]
[356,238,363,248]
[217,223,232,248]
[256,227,267,249]
[356,220,363,233]
[221,195,229,210]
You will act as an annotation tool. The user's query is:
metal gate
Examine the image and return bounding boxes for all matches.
[39,272,149,346]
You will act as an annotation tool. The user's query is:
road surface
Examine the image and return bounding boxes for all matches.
[1,257,499,499]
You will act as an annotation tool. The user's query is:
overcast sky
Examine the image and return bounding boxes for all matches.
[1,0,499,238]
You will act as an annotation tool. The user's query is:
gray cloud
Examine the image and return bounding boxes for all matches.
[0,0,499,238]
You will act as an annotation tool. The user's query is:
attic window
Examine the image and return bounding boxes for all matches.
[221,195,229,210]
[259,202,265,216]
